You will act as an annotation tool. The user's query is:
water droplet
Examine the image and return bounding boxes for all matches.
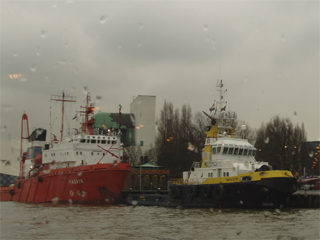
[30,64,37,72]
[138,23,143,31]
[13,51,17,57]
[51,197,59,204]
[264,137,269,144]
[203,24,208,31]
[99,15,108,24]
[40,30,46,38]
[36,47,41,56]
[131,200,138,207]
[281,34,286,42]
[309,151,314,157]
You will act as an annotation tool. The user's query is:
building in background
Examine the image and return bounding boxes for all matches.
[130,95,156,154]
[94,112,135,148]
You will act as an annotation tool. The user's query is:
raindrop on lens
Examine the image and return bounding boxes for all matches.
[30,64,37,72]
[309,151,314,157]
[203,24,208,31]
[264,137,269,144]
[13,51,17,57]
[40,30,46,38]
[99,15,107,24]
[138,23,143,31]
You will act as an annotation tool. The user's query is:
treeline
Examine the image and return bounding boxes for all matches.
[255,116,307,174]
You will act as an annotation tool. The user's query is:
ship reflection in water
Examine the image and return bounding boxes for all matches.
[1,202,319,239]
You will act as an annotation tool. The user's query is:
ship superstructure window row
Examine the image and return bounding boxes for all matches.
[212,145,256,156]
[80,138,115,144]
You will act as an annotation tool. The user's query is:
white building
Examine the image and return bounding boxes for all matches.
[130,95,156,155]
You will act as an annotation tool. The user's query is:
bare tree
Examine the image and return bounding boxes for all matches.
[255,115,306,174]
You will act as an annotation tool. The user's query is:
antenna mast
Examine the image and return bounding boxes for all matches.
[51,91,76,141]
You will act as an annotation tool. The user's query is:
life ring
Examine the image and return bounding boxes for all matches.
[38,176,43,183]
[202,185,211,198]
[187,186,197,197]
[70,190,74,196]
[169,187,180,199]
[185,179,189,184]
[10,189,14,196]
[212,185,224,201]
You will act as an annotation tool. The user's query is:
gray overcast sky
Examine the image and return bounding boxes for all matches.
[1,1,319,175]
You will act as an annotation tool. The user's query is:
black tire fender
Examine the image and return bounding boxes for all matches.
[187,186,197,197]
[202,185,211,198]
[10,188,14,196]
[38,176,43,183]
[169,187,180,199]
[212,185,224,201]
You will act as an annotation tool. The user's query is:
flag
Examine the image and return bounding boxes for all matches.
[209,104,215,112]
[72,114,78,120]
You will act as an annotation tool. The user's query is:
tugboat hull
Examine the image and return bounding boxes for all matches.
[167,177,297,208]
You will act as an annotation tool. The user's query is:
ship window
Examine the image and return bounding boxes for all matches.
[80,139,85,143]
[87,140,90,143]
[239,148,244,155]
[80,152,82,155]
[226,172,229,176]
[101,140,106,144]
[223,172,225,176]
[211,173,213,177]
[223,147,228,154]
[91,152,94,155]
[228,148,234,154]
[113,141,116,144]
[243,149,248,155]
[91,140,96,143]
[217,146,222,154]
[107,141,110,144]
[252,150,256,156]
[76,152,78,155]
[234,148,239,155]
[208,173,210,177]
[212,147,216,154]
[97,140,100,144]
[248,149,252,156]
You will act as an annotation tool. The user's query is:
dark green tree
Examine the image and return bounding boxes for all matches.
[255,116,306,174]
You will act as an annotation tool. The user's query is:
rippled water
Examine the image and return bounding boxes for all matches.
[0,202,319,240]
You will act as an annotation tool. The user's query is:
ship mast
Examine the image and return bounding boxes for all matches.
[51,92,76,141]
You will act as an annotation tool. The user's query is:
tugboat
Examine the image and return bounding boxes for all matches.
[127,80,297,208]
[0,92,131,204]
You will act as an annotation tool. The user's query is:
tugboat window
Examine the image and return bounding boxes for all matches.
[91,140,96,143]
[217,146,222,154]
[228,148,234,154]
[243,149,248,155]
[223,147,228,154]
[234,148,239,155]
[101,140,106,144]
[252,150,256,156]
[248,149,252,156]
[239,148,244,155]
[212,147,216,154]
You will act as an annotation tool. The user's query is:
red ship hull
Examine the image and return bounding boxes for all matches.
[0,163,131,204]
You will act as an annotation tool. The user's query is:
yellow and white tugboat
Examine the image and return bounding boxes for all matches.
[168,80,297,208]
